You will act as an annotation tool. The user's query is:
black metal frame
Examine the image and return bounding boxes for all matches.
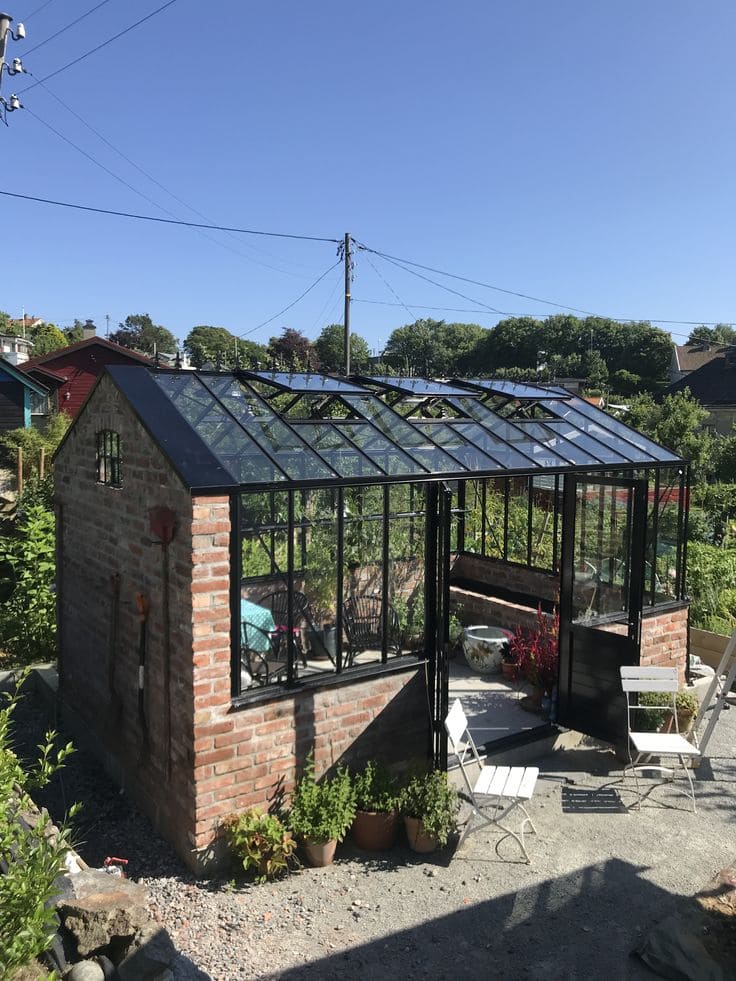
[95,429,122,487]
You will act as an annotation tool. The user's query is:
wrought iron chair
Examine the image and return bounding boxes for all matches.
[343,595,401,668]
[258,590,312,668]
[620,666,701,812]
[445,698,538,863]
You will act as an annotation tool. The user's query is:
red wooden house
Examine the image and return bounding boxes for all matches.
[20,337,151,418]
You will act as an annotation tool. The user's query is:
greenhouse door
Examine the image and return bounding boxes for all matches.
[426,482,453,770]
[557,474,647,743]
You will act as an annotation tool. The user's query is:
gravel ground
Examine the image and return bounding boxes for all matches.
[8,680,736,981]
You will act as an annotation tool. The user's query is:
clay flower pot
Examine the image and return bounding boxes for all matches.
[403,816,438,854]
[501,660,519,682]
[302,837,337,867]
[352,810,399,851]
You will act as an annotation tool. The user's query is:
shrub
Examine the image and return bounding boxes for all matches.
[686,543,736,634]
[509,606,560,694]
[353,761,398,813]
[0,505,56,666]
[221,809,298,883]
[288,753,355,844]
[398,769,459,846]
[634,690,700,732]
[0,678,79,977]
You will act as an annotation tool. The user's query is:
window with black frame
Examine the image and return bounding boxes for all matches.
[96,430,122,487]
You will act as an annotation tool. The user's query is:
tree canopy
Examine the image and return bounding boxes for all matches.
[626,389,714,482]
[382,319,486,375]
[267,328,319,369]
[686,323,736,346]
[314,323,371,372]
[109,314,178,356]
[183,325,266,369]
[27,322,67,356]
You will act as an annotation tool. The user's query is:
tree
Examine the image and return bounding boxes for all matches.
[64,320,86,344]
[184,325,266,369]
[0,310,10,331]
[686,323,736,346]
[626,389,714,483]
[314,323,370,373]
[267,328,318,369]
[27,322,67,356]
[109,313,178,356]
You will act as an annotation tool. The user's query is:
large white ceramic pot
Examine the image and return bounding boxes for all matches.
[462,625,509,674]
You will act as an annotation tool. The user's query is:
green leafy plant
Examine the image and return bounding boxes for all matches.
[288,753,356,844]
[353,761,398,813]
[0,505,57,667]
[0,677,80,977]
[221,809,298,883]
[398,769,459,846]
[635,689,699,732]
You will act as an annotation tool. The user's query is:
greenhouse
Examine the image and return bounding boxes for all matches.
[54,366,689,872]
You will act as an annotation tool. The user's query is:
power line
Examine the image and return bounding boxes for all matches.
[361,249,417,322]
[19,0,180,94]
[241,260,343,338]
[26,81,314,277]
[0,188,341,243]
[23,0,114,58]
[357,239,596,316]
[24,0,57,20]
[367,248,504,316]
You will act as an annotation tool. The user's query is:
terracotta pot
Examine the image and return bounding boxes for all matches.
[501,660,519,682]
[352,810,399,851]
[403,816,438,854]
[519,685,545,714]
[302,837,337,867]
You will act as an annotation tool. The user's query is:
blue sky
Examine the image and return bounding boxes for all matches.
[2,1,735,351]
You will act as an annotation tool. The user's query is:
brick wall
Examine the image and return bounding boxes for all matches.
[55,373,196,862]
[451,553,559,603]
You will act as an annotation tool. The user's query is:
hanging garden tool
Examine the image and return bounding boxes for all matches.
[135,592,150,761]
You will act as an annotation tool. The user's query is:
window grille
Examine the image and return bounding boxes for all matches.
[96,430,122,487]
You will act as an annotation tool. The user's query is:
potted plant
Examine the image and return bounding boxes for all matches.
[510,606,560,711]
[501,644,520,682]
[288,753,356,867]
[398,769,459,853]
[221,809,298,883]
[351,761,400,851]
[636,689,699,734]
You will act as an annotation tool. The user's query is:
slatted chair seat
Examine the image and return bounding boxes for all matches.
[445,698,539,864]
[620,666,701,812]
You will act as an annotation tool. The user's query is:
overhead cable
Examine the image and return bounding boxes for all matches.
[23,0,114,58]
[241,260,343,338]
[0,188,341,243]
[19,0,181,94]
[24,0,57,20]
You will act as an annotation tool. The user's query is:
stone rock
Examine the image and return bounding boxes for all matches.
[67,960,106,981]
[117,924,177,981]
[56,870,149,957]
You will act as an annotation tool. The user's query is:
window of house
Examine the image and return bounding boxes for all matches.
[96,430,122,487]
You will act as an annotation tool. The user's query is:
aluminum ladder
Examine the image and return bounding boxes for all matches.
[692,628,736,760]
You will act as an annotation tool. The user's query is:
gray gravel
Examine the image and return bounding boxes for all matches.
[9,683,736,980]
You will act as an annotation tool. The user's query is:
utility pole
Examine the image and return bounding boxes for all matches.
[0,12,26,121]
[106,314,110,338]
[343,231,351,375]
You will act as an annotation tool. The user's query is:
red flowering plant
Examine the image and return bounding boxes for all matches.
[509,605,560,695]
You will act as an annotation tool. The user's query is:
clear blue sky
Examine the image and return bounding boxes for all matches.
[2,0,735,351]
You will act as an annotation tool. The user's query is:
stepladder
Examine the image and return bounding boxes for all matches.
[691,628,736,762]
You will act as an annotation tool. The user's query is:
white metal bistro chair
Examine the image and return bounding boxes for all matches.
[620,666,701,812]
[444,698,538,863]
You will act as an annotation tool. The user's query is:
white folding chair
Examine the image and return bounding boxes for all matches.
[620,666,701,812]
[445,698,538,863]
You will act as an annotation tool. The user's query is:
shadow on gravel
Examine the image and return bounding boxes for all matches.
[263,858,724,981]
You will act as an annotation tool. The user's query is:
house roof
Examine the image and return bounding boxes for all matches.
[667,349,736,406]
[673,343,730,373]
[0,356,50,397]
[82,366,683,493]
[23,364,68,384]
[19,336,152,371]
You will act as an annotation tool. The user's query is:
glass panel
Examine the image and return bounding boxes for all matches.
[299,489,339,679]
[292,423,384,477]
[414,423,504,471]
[572,482,633,622]
[153,373,286,484]
[246,371,368,393]
[449,396,571,467]
[462,378,570,400]
[544,421,629,465]
[545,397,676,463]
[506,477,530,564]
[514,421,603,466]
[650,469,682,605]
[529,475,560,571]
[389,483,425,656]
[365,376,477,397]
[455,423,538,470]
[205,376,337,481]
[343,485,387,667]
[338,423,430,475]
[341,395,460,471]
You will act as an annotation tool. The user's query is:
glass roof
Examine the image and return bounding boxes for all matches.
[360,376,479,397]
[457,378,571,400]
[106,366,682,491]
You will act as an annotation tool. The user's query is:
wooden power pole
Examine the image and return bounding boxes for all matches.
[343,232,351,375]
